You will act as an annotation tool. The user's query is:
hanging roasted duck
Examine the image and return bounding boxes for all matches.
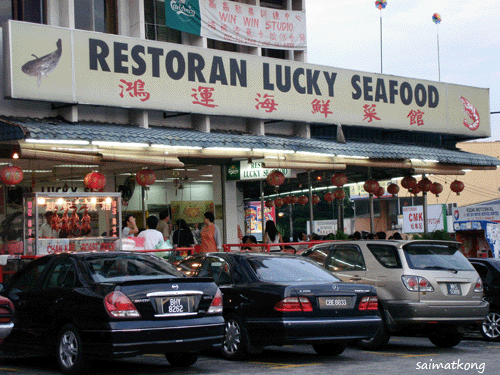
[51,208,61,231]
[70,206,80,232]
[81,207,91,233]
[60,208,70,232]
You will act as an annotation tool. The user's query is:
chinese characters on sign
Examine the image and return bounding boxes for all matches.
[118,79,150,101]
[255,93,278,113]
[408,109,425,126]
[311,99,332,118]
[192,86,219,108]
[362,104,381,122]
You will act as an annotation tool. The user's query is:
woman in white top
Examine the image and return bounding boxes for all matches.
[263,220,283,252]
[122,214,139,238]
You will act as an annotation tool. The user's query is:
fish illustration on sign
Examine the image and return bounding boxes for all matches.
[460,96,480,131]
[21,39,62,87]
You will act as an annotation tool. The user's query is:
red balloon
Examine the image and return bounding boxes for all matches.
[430,182,444,196]
[401,176,417,189]
[298,195,308,205]
[274,198,284,207]
[331,172,348,187]
[0,165,23,185]
[387,183,400,196]
[324,192,335,202]
[84,172,106,190]
[417,178,432,192]
[363,179,379,194]
[136,169,156,186]
[333,188,345,200]
[450,180,465,195]
[266,170,285,186]
[265,200,274,208]
[312,195,320,205]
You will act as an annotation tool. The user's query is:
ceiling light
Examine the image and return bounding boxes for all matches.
[92,141,149,147]
[25,138,90,145]
[54,164,100,168]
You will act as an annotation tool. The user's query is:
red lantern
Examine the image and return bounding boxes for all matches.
[387,183,400,196]
[136,169,156,186]
[374,187,385,197]
[84,172,106,190]
[266,170,285,187]
[408,185,421,195]
[274,198,284,207]
[283,196,292,205]
[289,195,298,204]
[324,192,335,202]
[265,200,274,208]
[312,195,320,205]
[334,188,345,200]
[430,182,444,196]
[331,172,348,187]
[450,180,465,195]
[401,176,417,189]
[298,195,308,205]
[417,178,432,192]
[0,165,23,186]
[363,179,379,194]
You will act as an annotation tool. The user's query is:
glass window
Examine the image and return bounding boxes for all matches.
[247,256,340,283]
[0,2,12,26]
[367,244,402,269]
[328,245,366,272]
[75,0,117,34]
[303,246,330,266]
[403,243,475,271]
[198,257,232,285]
[145,0,181,44]
[11,0,45,24]
[44,258,75,289]
[8,256,52,292]
[176,256,204,276]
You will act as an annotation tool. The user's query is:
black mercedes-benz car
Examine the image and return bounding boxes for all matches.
[0,251,224,374]
[176,252,382,360]
[469,257,500,341]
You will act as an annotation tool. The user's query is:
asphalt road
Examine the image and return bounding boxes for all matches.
[0,334,498,375]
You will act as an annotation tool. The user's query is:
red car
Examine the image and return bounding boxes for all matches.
[0,295,15,342]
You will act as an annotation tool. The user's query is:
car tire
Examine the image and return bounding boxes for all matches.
[356,321,390,350]
[165,352,199,367]
[428,326,463,348]
[312,342,347,356]
[56,324,87,375]
[222,313,249,360]
[481,310,500,342]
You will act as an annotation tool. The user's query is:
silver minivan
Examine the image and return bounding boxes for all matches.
[302,240,489,349]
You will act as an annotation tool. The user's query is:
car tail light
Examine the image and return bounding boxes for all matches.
[358,296,378,311]
[474,278,483,293]
[0,299,14,323]
[207,288,223,314]
[402,276,434,292]
[275,297,313,312]
[104,291,141,318]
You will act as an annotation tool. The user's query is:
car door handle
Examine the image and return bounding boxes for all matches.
[349,276,362,281]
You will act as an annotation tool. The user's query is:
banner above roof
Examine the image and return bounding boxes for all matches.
[3,21,491,138]
[164,0,307,50]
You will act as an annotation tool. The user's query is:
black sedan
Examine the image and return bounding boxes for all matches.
[176,252,382,360]
[0,251,224,374]
[469,257,500,341]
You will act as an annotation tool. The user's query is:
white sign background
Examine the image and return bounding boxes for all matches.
[402,204,446,234]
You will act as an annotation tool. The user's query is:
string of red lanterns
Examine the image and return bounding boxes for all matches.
[0,165,24,186]
[84,172,106,190]
[136,168,156,186]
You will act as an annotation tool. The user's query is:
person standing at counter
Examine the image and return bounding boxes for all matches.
[156,209,171,241]
[200,212,222,253]
[172,219,195,248]
[137,215,164,250]
[122,214,139,238]
[39,211,59,238]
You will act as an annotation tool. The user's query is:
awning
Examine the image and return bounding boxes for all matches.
[1,117,499,176]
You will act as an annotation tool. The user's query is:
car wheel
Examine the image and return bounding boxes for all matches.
[481,310,500,341]
[165,352,199,367]
[356,321,390,350]
[312,342,347,356]
[56,324,87,375]
[222,313,249,360]
[428,326,463,348]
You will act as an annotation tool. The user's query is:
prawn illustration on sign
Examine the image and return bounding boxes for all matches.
[21,39,62,87]
[460,96,480,131]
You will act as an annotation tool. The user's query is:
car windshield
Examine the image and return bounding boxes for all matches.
[83,253,185,282]
[402,243,475,271]
[246,256,340,283]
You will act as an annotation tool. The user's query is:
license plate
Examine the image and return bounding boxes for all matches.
[447,283,461,296]
[318,296,354,309]
[162,296,192,314]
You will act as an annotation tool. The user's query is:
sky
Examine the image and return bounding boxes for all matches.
[305,0,500,141]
